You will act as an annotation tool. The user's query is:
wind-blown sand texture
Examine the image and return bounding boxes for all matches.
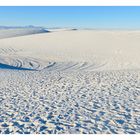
[0,29,140,134]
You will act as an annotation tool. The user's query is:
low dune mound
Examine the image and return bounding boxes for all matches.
[0,55,106,71]
[0,27,49,39]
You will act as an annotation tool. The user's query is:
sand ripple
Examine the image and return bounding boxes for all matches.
[0,69,140,134]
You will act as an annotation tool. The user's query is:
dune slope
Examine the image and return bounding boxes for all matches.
[0,30,140,71]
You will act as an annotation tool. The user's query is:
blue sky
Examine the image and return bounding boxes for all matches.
[0,6,140,29]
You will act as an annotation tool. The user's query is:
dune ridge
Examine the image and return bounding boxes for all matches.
[0,27,49,39]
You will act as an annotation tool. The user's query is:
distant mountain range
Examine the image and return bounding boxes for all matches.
[0,25,44,29]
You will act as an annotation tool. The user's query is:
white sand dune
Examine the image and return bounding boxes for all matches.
[0,30,140,71]
[0,27,49,39]
[0,29,140,134]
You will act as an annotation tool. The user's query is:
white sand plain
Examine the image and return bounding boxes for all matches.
[0,28,140,134]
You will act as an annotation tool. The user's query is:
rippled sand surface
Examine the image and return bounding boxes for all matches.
[0,69,140,134]
[0,29,140,134]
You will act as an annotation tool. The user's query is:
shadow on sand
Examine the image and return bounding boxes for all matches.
[0,63,36,71]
